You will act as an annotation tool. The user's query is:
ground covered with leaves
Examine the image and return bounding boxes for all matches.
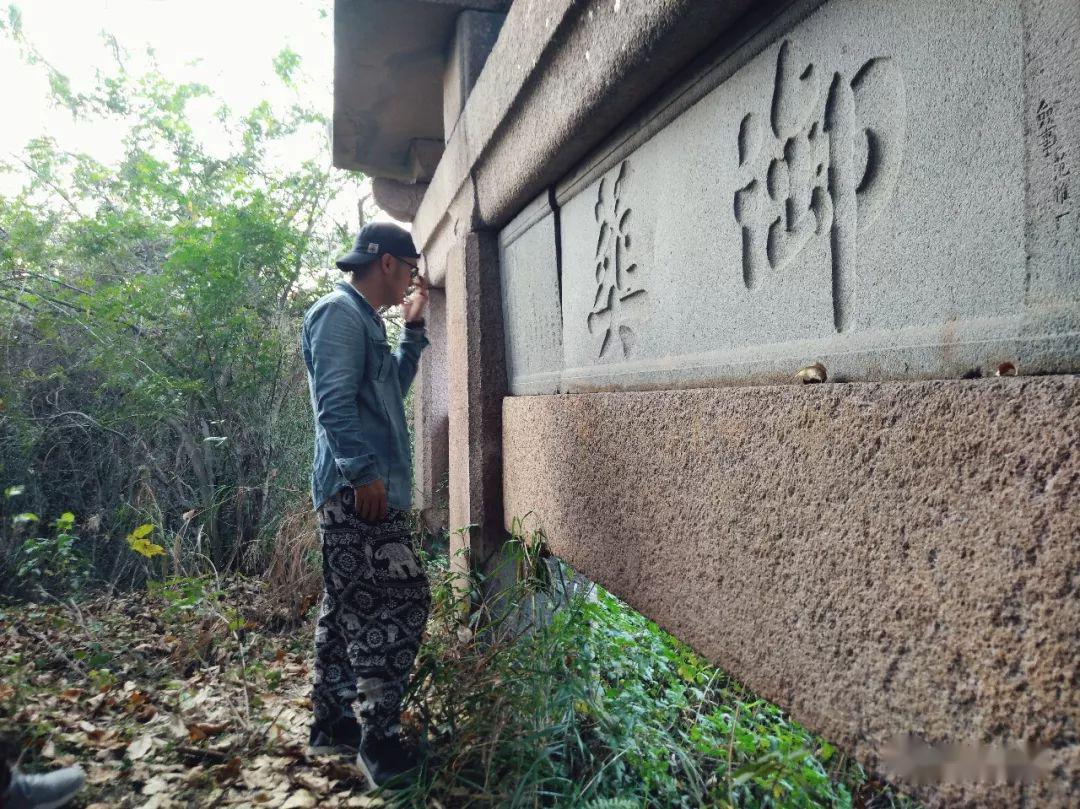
[0,555,917,808]
[0,578,375,808]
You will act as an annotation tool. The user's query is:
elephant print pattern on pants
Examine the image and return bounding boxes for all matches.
[311,487,430,738]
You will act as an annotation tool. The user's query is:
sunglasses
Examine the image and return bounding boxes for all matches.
[398,258,421,282]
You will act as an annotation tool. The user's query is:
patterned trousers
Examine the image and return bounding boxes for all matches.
[311,488,430,738]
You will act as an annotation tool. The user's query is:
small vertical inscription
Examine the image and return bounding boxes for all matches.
[589,160,645,359]
[1036,99,1072,222]
[734,39,905,332]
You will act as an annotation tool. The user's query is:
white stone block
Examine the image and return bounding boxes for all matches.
[499,193,563,394]
[513,0,1079,392]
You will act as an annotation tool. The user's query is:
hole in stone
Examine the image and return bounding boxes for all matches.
[996,361,1017,377]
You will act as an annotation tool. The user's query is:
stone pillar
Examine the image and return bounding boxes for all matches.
[411,285,449,536]
[445,231,507,585]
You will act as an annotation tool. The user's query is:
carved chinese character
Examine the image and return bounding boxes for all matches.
[589,160,645,359]
[1036,99,1054,130]
[734,39,905,332]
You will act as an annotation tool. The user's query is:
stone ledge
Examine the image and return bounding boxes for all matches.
[502,376,1080,807]
[413,0,767,276]
[333,0,511,180]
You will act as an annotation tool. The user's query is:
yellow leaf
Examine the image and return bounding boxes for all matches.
[128,536,166,558]
[129,523,155,540]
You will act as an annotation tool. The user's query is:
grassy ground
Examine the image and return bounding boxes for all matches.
[0,547,917,808]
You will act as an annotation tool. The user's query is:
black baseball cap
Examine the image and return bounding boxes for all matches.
[336,221,420,270]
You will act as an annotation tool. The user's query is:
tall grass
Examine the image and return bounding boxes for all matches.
[394,532,917,808]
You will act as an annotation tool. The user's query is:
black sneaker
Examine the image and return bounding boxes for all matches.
[307,716,364,755]
[356,732,420,789]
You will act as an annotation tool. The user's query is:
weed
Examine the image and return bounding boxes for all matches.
[13,510,90,597]
[386,537,918,808]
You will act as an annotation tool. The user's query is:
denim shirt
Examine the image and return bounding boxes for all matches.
[301,281,429,511]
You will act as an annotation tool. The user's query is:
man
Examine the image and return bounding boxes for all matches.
[301,221,431,789]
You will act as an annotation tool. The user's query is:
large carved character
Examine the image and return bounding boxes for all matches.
[735,38,906,333]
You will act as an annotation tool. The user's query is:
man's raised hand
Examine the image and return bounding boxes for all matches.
[402,273,429,323]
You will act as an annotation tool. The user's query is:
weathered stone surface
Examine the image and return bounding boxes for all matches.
[412,287,449,533]
[443,10,505,140]
[408,139,444,182]
[499,192,562,394]
[334,0,450,180]
[447,232,507,579]
[546,0,1079,392]
[413,0,762,253]
[371,177,428,223]
[502,376,1080,807]
[414,0,576,255]
[333,0,511,179]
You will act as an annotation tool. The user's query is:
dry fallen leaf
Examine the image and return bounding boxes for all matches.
[142,775,170,796]
[281,790,317,809]
[86,691,111,715]
[213,756,242,784]
[86,767,117,786]
[168,714,188,739]
[187,721,229,742]
[293,772,330,794]
[138,795,177,809]
[127,733,154,760]
[344,796,387,807]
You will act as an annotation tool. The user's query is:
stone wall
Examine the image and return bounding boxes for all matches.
[342,0,1080,804]
[488,0,1080,804]
[503,377,1079,807]
[499,0,1079,393]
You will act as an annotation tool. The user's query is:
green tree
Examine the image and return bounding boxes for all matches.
[0,5,363,590]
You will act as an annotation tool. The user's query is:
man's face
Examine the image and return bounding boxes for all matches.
[391,255,420,301]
